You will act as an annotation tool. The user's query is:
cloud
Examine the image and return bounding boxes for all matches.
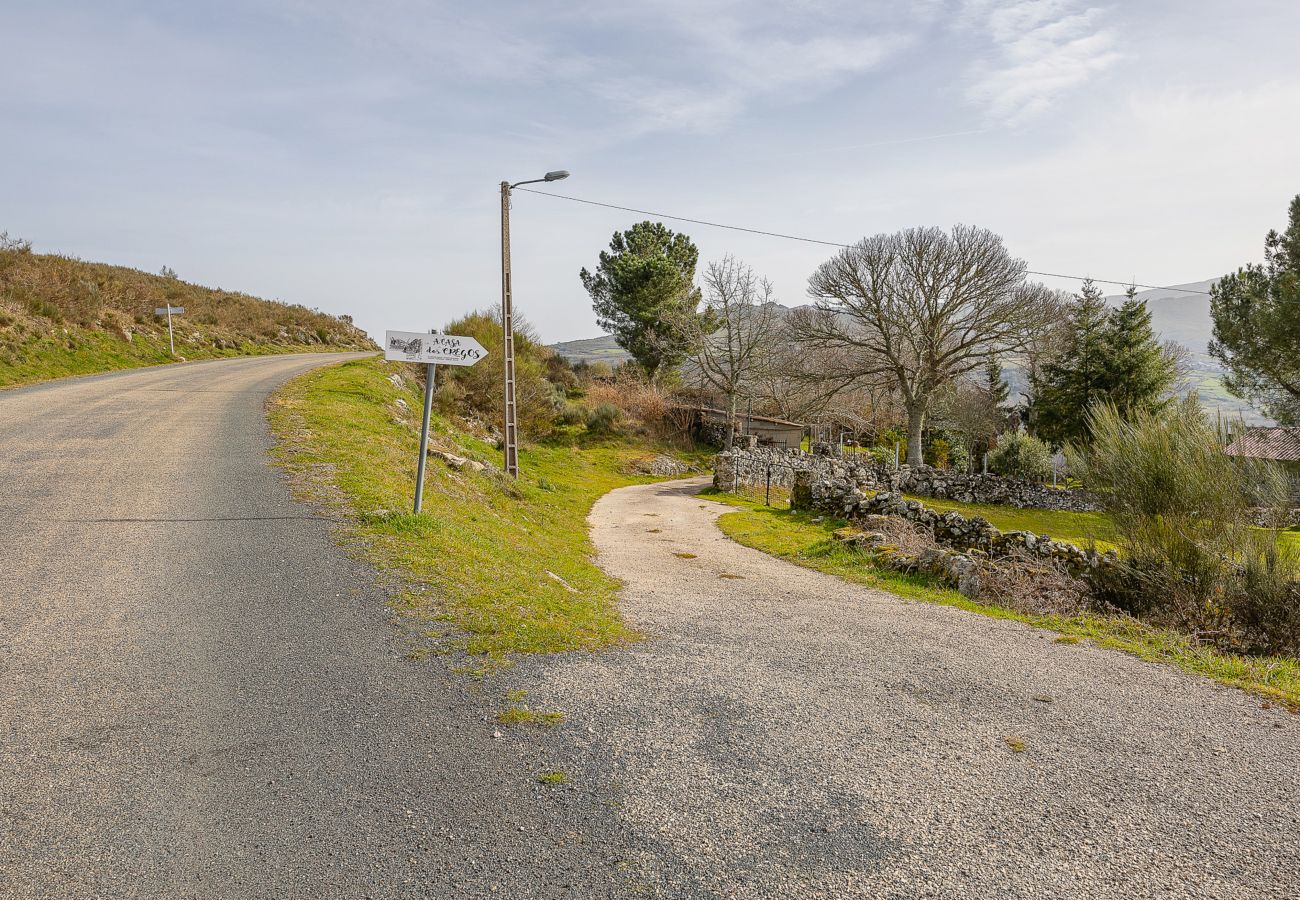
[960,0,1121,123]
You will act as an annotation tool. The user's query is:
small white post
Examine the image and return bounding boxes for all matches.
[983,451,989,476]
[894,441,900,470]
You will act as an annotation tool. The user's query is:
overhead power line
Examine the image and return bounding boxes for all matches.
[514,187,1213,297]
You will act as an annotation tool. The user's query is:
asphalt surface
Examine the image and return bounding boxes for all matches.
[0,355,624,898]
[521,478,1300,899]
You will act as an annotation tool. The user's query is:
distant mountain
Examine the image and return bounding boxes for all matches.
[550,334,632,364]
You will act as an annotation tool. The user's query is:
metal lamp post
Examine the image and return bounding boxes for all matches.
[499,169,569,478]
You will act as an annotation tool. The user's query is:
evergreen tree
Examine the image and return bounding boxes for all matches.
[1104,286,1177,420]
[1209,195,1300,425]
[1030,279,1175,447]
[984,357,1010,408]
[579,221,704,381]
[1031,279,1111,446]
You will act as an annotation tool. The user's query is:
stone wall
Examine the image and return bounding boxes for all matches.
[713,448,1100,512]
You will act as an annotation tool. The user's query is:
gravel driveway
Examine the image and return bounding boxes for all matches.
[522,477,1300,899]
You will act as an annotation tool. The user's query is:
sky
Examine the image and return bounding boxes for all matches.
[4,0,1299,343]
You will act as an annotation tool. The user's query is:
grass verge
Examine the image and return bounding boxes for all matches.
[907,494,1299,554]
[707,490,1300,708]
[0,330,353,389]
[269,356,696,661]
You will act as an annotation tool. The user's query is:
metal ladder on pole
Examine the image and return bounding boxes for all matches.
[500,181,520,478]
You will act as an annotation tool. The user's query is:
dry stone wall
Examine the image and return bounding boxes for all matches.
[713,448,1100,513]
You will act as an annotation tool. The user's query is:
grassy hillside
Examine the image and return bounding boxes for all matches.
[549,334,632,365]
[0,242,375,387]
[269,356,696,663]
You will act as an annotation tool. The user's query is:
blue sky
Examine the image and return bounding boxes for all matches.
[4,0,1299,342]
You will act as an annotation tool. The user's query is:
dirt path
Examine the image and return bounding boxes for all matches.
[525,478,1300,899]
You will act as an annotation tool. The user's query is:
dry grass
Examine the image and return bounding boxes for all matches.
[976,550,1099,617]
[0,246,375,386]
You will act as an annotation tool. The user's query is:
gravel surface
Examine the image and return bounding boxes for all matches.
[519,478,1300,899]
[0,356,625,898]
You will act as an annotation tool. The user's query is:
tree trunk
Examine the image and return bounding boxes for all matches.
[906,403,925,467]
[724,392,737,451]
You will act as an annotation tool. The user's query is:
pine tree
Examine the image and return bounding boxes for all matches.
[1030,280,1175,447]
[1103,287,1177,420]
[1031,279,1111,447]
[579,221,704,382]
[1210,195,1300,424]
[984,357,1010,408]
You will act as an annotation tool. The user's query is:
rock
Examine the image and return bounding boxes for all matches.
[428,449,485,473]
[388,373,406,390]
[629,454,689,476]
[394,398,409,413]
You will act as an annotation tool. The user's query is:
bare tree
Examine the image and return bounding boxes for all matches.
[686,256,781,449]
[797,225,1048,466]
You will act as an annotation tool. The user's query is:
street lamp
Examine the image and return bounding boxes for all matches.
[499,169,569,478]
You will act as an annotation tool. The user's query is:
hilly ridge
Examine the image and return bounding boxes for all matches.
[0,242,376,388]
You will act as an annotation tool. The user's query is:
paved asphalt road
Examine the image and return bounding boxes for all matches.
[0,355,625,898]
[521,479,1300,899]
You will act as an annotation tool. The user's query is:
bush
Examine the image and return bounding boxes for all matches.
[1075,398,1298,654]
[585,403,622,435]
[435,308,563,437]
[987,431,1053,481]
[581,372,671,438]
[867,446,893,466]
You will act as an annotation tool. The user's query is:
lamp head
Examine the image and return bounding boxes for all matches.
[543,170,570,182]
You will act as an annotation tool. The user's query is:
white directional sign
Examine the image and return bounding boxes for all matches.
[384,331,487,366]
[154,306,184,316]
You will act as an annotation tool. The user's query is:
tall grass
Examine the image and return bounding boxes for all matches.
[1074,398,1299,653]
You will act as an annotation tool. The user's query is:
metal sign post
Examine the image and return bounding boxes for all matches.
[154,306,184,355]
[384,330,489,514]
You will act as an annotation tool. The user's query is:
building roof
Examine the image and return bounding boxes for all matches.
[1224,427,1300,462]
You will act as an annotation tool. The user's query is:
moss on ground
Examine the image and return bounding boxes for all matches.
[708,491,1300,708]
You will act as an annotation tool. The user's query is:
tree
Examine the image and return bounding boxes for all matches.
[933,359,1015,463]
[686,256,780,450]
[796,224,1047,466]
[580,221,703,382]
[1105,288,1180,417]
[1031,280,1176,447]
[1210,195,1300,425]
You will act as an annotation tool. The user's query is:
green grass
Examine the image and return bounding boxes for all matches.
[270,356,697,660]
[909,495,1119,551]
[0,246,374,389]
[907,494,1299,555]
[708,490,1300,708]
[0,328,351,389]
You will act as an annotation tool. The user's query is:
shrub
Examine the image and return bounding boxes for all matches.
[582,372,671,437]
[926,437,951,469]
[987,431,1053,481]
[867,446,893,466]
[1075,398,1298,653]
[434,308,562,437]
[557,401,587,427]
[585,403,622,435]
